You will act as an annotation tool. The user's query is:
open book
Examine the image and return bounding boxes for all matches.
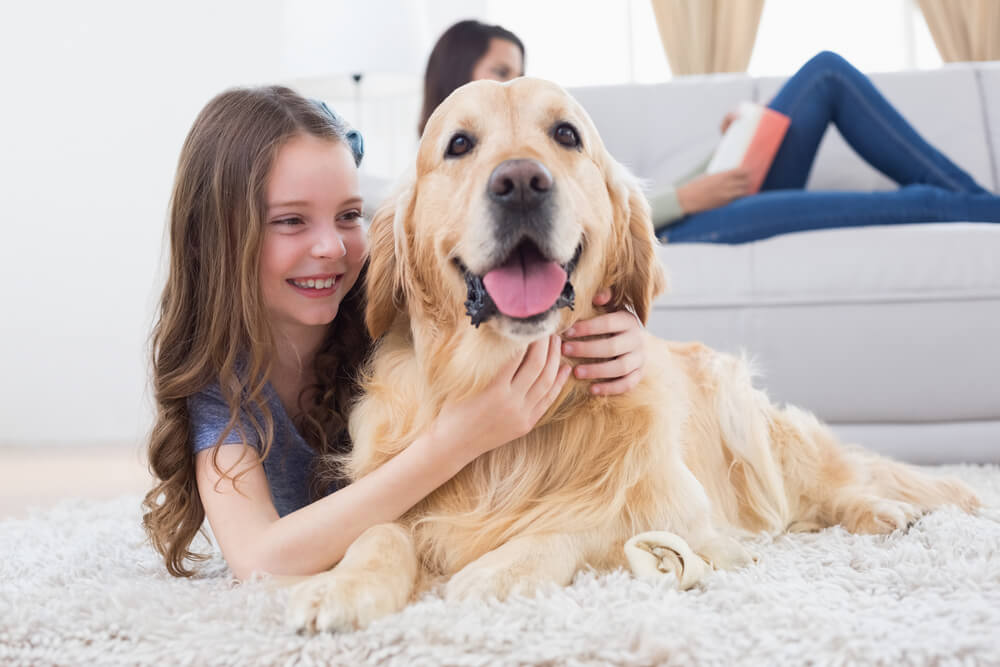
[705,102,790,194]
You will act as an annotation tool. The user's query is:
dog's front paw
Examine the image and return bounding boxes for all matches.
[286,570,407,633]
[841,496,918,534]
[697,534,756,571]
[445,564,545,603]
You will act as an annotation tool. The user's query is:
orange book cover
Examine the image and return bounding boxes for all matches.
[706,102,791,194]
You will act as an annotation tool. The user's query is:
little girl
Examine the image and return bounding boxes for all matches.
[142,85,648,579]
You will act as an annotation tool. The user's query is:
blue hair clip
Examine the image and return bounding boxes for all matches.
[311,98,364,167]
[345,128,364,167]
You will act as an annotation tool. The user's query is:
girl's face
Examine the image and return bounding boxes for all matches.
[260,134,367,338]
[471,37,524,83]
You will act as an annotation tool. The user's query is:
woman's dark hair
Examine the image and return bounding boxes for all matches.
[418,19,525,136]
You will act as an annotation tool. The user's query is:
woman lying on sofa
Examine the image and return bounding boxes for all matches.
[650,51,1000,244]
[420,25,1000,245]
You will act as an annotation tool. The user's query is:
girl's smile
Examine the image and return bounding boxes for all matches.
[287,273,344,296]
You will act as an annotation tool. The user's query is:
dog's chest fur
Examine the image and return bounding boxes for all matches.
[349,333,718,576]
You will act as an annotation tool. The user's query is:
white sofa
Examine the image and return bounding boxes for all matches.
[571,62,1000,464]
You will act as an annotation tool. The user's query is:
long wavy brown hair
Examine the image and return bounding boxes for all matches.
[142,85,370,577]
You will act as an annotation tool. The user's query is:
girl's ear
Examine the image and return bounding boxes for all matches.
[604,161,668,325]
[365,181,415,340]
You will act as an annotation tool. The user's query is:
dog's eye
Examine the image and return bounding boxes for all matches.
[446,133,475,158]
[553,123,580,148]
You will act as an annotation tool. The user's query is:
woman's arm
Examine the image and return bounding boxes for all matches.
[675,168,752,215]
[198,334,570,579]
[653,108,750,228]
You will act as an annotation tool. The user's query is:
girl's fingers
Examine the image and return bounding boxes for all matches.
[589,368,642,396]
[498,347,528,383]
[563,325,640,360]
[591,287,612,307]
[573,350,641,382]
[512,335,557,392]
[532,364,572,420]
[526,334,563,404]
[563,310,639,340]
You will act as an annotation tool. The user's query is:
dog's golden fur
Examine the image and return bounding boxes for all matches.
[288,78,979,632]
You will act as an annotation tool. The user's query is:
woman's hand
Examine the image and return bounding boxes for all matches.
[432,334,571,463]
[676,168,752,215]
[720,109,741,134]
[561,288,646,396]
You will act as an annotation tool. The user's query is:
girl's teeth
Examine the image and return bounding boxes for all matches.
[293,277,336,289]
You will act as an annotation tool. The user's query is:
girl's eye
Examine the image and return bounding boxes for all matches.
[339,210,364,224]
[273,217,304,226]
[446,133,475,158]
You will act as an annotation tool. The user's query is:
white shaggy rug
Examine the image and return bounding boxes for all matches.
[2,465,1000,666]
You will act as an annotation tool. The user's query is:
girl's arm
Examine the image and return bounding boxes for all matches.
[198,334,570,579]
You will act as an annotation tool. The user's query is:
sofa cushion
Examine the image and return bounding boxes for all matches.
[651,222,1000,423]
[830,420,1000,464]
[755,67,996,193]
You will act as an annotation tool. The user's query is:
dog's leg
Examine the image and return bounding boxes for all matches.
[286,522,418,633]
[669,465,757,572]
[445,532,583,602]
[772,406,980,534]
[823,449,980,534]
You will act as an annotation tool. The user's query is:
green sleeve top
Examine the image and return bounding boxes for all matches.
[649,154,712,233]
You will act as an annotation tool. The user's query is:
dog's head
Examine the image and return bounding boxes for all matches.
[366,77,666,343]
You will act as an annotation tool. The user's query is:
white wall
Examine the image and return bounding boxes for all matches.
[1,1,287,446]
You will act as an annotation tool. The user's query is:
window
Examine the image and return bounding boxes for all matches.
[481,0,941,84]
[747,0,941,76]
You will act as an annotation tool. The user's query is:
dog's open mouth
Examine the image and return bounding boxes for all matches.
[455,241,581,327]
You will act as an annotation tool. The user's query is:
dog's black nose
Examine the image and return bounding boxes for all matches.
[488,159,553,209]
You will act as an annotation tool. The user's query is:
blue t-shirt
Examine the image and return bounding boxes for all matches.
[188,381,340,516]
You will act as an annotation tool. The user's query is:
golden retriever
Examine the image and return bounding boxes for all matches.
[287,77,979,632]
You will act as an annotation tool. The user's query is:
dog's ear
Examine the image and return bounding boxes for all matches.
[365,182,415,340]
[603,161,668,325]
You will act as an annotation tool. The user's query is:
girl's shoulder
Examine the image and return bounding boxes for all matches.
[187,379,308,459]
[187,380,268,453]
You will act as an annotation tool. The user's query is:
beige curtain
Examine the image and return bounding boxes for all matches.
[650,0,765,75]
[918,0,1000,62]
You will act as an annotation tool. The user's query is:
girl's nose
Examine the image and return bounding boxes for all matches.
[313,224,347,259]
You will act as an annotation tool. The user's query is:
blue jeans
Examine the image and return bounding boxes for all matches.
[662,51,1000,244]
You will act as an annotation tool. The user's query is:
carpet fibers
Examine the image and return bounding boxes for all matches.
[2,464,999,666]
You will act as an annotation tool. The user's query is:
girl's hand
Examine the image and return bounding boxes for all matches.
[561,288,646,396]
[432,334,571,463]
[676,168,752,214]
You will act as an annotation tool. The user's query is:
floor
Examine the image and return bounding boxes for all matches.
[0,445,152,519]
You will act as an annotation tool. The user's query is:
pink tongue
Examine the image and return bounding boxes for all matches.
[483,244,567,318]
